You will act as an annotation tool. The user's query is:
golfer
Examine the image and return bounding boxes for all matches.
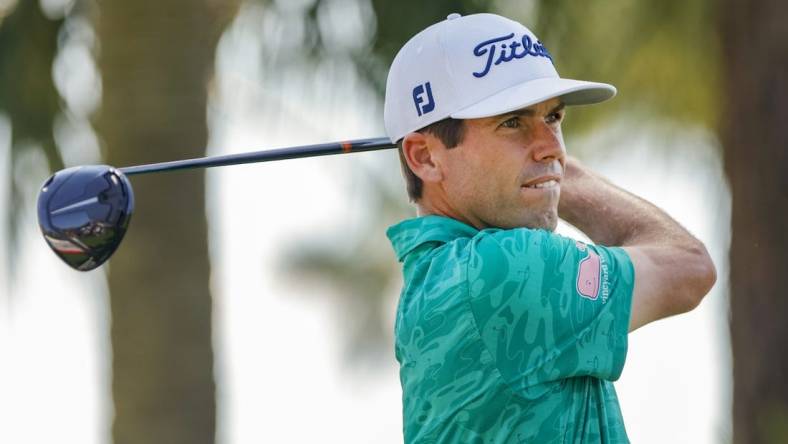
[384,13,716,443]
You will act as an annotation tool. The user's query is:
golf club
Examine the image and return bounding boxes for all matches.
[37,137,397,271]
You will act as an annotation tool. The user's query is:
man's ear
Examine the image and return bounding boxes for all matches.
[402,132,444,184]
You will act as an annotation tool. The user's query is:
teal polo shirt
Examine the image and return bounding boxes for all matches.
[386,215,635,443]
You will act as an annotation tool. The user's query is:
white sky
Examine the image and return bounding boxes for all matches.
[0,4,731,443]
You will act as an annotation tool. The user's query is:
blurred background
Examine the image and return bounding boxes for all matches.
[0,0,785,443]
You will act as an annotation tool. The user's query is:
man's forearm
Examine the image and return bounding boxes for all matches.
[558,157,717,329]
[558,157,697,248]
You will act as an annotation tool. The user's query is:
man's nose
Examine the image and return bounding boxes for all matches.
[529,123,565,162]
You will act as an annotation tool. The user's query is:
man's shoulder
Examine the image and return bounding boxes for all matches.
[395,226,554,324]
[466,226,575,281]
[472,225,574,255]
[397,223,572,288]
[387,215,478,262]
[401,234,475,288]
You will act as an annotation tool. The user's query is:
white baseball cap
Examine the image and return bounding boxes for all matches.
[383,13,616,143]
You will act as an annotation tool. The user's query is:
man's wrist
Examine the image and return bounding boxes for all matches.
[558,157,592,221]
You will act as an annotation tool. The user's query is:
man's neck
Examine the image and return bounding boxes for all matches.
[416,198,485,230]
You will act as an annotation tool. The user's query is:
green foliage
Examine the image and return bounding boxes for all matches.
[0,0,63,276]
[364,0,497,92]
[531,0,720,134]
[0,1,62,163]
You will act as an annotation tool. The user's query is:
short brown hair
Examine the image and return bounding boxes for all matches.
[397,118,465,202]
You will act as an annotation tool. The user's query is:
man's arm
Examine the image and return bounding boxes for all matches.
[558,157,717,332]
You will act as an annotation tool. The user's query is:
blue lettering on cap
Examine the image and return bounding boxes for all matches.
[472,33,553,78]
[412,82,435,116]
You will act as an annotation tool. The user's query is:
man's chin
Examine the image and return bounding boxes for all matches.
[522,210,558,231]
[531,217,558,231]
[494,210,558,231]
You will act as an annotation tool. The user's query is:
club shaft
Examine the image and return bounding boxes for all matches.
[118,137,397,176]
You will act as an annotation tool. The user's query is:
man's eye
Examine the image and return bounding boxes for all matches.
[546,111,564,124]
[500,117,520,129]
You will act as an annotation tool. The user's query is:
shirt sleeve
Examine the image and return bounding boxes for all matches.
[466,227,634,391]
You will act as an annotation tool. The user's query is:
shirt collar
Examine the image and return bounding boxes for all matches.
[386,215,479,262]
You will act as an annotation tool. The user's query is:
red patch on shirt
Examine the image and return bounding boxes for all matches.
[577,248,601,300]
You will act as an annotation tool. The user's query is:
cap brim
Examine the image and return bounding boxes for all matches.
[450,77,616,119]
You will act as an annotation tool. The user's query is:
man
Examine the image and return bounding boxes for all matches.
[383,13,716,443]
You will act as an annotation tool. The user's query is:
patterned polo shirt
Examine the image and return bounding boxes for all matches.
[386,215,634,443]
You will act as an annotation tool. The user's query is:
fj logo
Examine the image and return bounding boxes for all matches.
[412,82,435,116]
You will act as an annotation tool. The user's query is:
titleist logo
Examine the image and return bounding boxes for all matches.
[472,33,553,78]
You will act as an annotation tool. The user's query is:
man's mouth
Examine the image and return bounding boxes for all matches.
[522,176,561,189]
[523,179,559,189]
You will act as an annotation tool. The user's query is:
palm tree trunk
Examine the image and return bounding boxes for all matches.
[94,1,237,442]
[722,0,788,442]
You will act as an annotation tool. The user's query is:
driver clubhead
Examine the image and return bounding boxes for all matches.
[37,165,134,271]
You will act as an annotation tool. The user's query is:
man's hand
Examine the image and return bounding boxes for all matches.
[558,156,717,332]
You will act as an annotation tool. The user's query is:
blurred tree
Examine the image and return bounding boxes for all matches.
[94,0,239,442]
[721,0,788,442]
[283,166,413,364]
[531,0,719,138]
[0,0,63,277]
